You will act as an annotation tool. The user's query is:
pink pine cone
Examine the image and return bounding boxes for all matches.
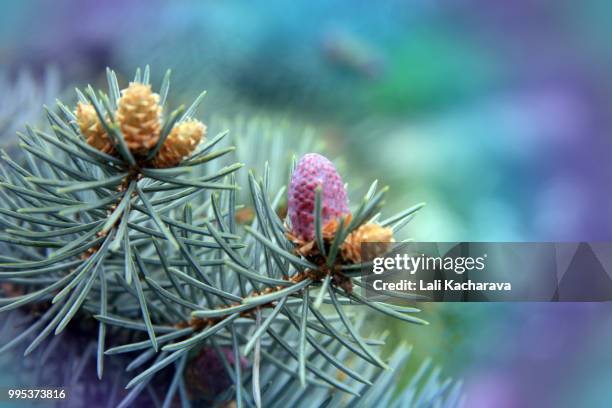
[288,153,349,240]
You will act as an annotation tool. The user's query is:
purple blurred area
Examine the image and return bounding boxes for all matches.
[1,1,612,406]
[462,303,612,408]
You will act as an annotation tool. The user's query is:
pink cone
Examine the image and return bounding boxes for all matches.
[288,153,349,240]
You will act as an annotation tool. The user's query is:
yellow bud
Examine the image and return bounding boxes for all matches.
[152,120,206,168]
[116,83,162,155]
[75,102,114,154]
[341,223,394,263]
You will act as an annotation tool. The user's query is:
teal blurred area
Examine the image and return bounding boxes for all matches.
[1,0,612,406]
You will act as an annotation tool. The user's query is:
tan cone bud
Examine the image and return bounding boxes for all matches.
[116,83,162,155]
[75,102,115,154]
[152,120,206,168]
[341,223,394,263]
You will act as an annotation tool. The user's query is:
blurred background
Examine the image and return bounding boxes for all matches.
[1,0,612,406]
